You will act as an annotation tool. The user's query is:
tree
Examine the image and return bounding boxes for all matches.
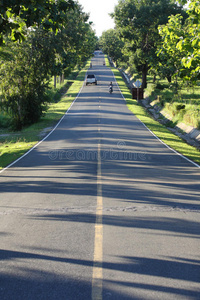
[50,3,97,85]
[158,0,200,86]
[50,4,90,84]
[112,0,185,88]
[0,30,56,129]
[0,2,97,129]
[0,0,75,44]
[157,14,186,86]
[99,29,124,66]
[177,0,200,84]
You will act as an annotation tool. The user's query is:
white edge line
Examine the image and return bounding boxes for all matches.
[111,68,200,169]
[0,83,85,174]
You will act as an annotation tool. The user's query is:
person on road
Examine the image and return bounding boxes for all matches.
[109,82,113,93]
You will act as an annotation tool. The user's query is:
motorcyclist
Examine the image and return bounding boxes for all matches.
[109,82,113,93]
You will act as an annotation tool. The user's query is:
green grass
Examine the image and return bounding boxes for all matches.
[0,61,90,170]
[143,76,200,129]
[111,67,200,166]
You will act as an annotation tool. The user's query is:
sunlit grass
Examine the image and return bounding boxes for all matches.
[143,76,200,129]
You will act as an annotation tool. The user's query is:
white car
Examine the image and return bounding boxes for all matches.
[86,74,97,85]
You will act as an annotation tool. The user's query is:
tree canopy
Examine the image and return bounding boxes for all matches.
[157,0,200,85]
[112,0,185,87]
[0,0,75,44]
[0,0,97,129]
[99,29,124,66]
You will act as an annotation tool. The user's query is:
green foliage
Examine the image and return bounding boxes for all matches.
[0,2,97,130]
[51,4,96,75]
[0,45,14,61]
[177,1,200,83]
[0,113,11,128]
[144,74,200,130]
[158,0,200,85]
[157,14,187,85]
[0,0,75,44]
[163,101,200,129]
[112,0,185,88]
[183,106,200,128]
[0,30,56,129]
[99,29,125,66]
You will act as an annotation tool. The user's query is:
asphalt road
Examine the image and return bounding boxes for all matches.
[0,54,200,300]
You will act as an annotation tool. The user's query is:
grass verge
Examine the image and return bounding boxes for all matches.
[142,77,200,129]
[109,63,200,166]
[0,61,90,170]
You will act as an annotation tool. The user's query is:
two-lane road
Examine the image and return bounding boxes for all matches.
[0,54,200,300]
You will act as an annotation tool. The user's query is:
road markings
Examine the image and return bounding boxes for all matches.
[92,139,103,300]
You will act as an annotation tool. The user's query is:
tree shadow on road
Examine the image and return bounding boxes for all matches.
[0,247,199,299]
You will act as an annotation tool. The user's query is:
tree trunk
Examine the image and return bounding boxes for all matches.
[142,63,149,88]
[54,75,56,89]
[167,75,172,83]
[142,70,147,89]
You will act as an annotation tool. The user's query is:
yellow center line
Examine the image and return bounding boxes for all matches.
[92,139,103,300]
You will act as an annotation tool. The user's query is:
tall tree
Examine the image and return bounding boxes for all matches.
[176,0,200,84]
[158,0,200,85]
[0,2,97,129]
[0,0,75,44]
[99,29,124,66]
[157,14,186,86]
[0,30,56,129]
[112,0,185,88]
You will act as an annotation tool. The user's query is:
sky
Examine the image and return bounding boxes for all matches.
[77,0,119,37]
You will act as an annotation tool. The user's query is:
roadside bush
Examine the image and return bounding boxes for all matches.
[160,89,174,103]
[0,113,11,128]
[163,102,200,128]
[156,82,169,90]
[176,104,185,110]
[164,102,185,117]
[183,106,200,129]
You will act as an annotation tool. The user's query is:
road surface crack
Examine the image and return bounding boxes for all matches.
[0,205,199,215]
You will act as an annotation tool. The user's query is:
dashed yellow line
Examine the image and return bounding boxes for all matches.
[92,140,103,300]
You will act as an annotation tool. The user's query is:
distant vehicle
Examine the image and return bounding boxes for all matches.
[86,74,97,85]
[94,50,103,56]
